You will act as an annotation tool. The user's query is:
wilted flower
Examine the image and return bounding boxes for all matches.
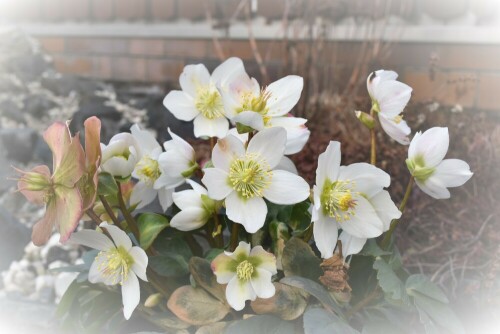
[70,222,148,320]
[100,132,140,178]
[202,127,310,233]
[406,127,473,199]
[367,70,412,145]
[79,116,102,210]
[163,58,245,138]
[170,180,219,231]
[211,241,277,311]
[312,141,401,258]
[17,121,85,245]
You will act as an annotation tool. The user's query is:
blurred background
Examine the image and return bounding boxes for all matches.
[0,0,499,333]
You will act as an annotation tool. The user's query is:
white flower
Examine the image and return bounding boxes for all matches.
[270,115,310,155]
[201,127,310,233]
[407,127,473,199]
[211,241,277,311]
[130,124,173,211]
[100,133,139,178]
[163,58,245,138]
[171,180,218,231]
[367,70,412,145]
[69,222,148,320]
[312,141,401,259]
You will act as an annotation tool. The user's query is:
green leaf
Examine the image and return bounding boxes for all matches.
[405,274,448,304]
[225,315,294,334]
[269,220,290,241]
[235,122,255,134]
[303,307,359,334]
[250,282,307,320]
[412,292,464,334]
[359,239,391,257]
[149,254,189,277]
[154,237,192,260]
[288,200,312,232]
[97,172,118,196]
[204,248,224,262]
[282,237,322,281]
[167,286,230,326]
[189,257,226,302]
[373,257,408,303]
[137,213,170,249]
[147,310,191,330]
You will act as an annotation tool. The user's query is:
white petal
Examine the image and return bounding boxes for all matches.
[212,134,245,171]
[340,195,384,239]
[338,163,390,198]
[130,246,148,282]
[186,179,208,195]
[316,141,341,186]
[158,187,174,212]
[212,253,237,284]
[249,246,277,275]
[338,232,366,258]
[170,208,208,231]
[179,64,211,97]
[275,156,298,174]
[158,150,190,178]
[122,273,140,320]
[130,181,157,209]
[202,168,233,200]
[313,213,339,259]
[101,156,136,178]
[194,114,229,138]
[232,111,265,131]
[270,116,310,155]
[369,190,401,232]
[367,70,398,98]
[266,75,303,117]
[378,113,410,145]
[433,159,473,188]
[251,268,275,299]
[227,128,249,144]
[88,260,103,284]
[69,229,114,251]
[408,127,449,168]
[225,192,267,233]
[163,90,199,121]
[100,222,132,250]
[247,127,286,169]
[211,57,245,88]
[165,128,195,162]
[374,80,412,118]
[173,189,203,210]
[263,170,310,205]
[226,276,256,311]
[228,241,252,260]
[415,177,450,199]
[130,124,161,158]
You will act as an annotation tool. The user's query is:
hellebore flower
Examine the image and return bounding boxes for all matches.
[100,132,140,178]
[69,222,148,320]
[17,122,85,245]
[202,127,310,233]
[367,70,412,145]
[407,127,473,199]
[211,241,277,311]
[170,180,219,231]
[78,116,102,210]
[163,58,245,138]
[312,141,401,259]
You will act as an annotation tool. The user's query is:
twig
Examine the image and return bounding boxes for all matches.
[86,208,102,224]
[99,195,120,226]
[230,223,240,251]
[116,182,140,239]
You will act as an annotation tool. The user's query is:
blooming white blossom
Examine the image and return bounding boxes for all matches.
[170,180,218,231]
[312,141,401,259]
[69,222,148,320]
[202,127,310,233]
[100,133,139,178]
[211,241,277,311]
[163,58,245,138]
[407,127,472,199]
[367,70,412,145]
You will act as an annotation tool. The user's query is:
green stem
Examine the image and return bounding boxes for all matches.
[369,107,376,165]
[99,195,120,226]
[85,208,102,224]
[381,176,414,250]
[116,181,140,240]
[212,214,224,248]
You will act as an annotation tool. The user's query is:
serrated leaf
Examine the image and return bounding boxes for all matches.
[97,172,118,196]
[149,254,189,277]
[282,237,322,281]
[137,213,170,249]
[251,282,307,320]
[189,257,226,302]
[225,315,294,334]
[412,292,465,334]
[167,286,229,326]
[373,257,407,303]
[359,239,391,257]
[405,274,448,304]
[303,307,359,334]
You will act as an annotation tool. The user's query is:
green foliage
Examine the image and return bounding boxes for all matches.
[189,257,226,303]
[359,239,391,257]
[97,172,118,196]
[373,257,409,304]
[149,254,189,277]
[137,213,170,249]
[281,237,322,281]
[303,307,358,334]
[225,315,295,334]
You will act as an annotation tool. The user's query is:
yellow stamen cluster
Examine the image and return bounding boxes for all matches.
[237,89,272,125]
[393,115,403,124]
[228,154,272,199]
[96,246,135,285]
[195,87,224,119]
[321,179,358,222]
[236,260,254,281]
[136,156,161,186]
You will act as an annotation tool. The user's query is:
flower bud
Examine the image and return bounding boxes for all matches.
[144,293,162,308]
[355,110,375,129]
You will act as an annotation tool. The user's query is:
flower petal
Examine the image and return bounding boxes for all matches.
[186,179,208,195]
[173,189,203,210]
[369,190,401,231]
[316,141,341,186]
[378,112,410,145]
[232,111,265,131]
[158,187,174,212]
[202,168,233,200]
[226,276,256,311]
[130,181,157,209]
[212,134,245,171]
[340,195,384,239]
[43,121,72,168]
[263,170,310,205]
[415,177,450,199]
[338,162,390,198]
[251,268,275,299]
[367,70,398,98]
[408,127,449,168]
[164,128,195,162]
[88,259,102,284]
[170,207,208,231]
[211,57,245,88]
[69,229,114,251]
[266,75,303,117]
[17,165,51,205]
[212,252,237,284]
[55,187,84,244]
[31,201,57,246]
[229,241,252,260]
[247,127,286,169]
[225,192,267,233]
[433,159,473,188]
[275,156,298,175]
[338,232,366,258]
[163,90,199,121]
[122,273,140,320]
[374,79,412,118]
[269,116,310,155]
[249,246,277,275]
[100,222,132,250]
[130,246,148,282]
[130,124,161,158]
[179,64,211,97]
[194,114,229,139]
[313,212,339,259]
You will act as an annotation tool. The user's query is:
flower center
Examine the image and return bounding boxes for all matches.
[195,87,224,120]
[236,90,271,125]
[236,260,254,281]
[228,154,272,199]
[393,115,403,124]
[320,179,358,222]
[136,156,161,185]
[96,246,135,285]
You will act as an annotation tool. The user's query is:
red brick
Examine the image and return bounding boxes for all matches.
[146,59,185,82]
[63,0,90,21]
[91,56,112,79]
[208,40,254,60]
[178,0,215,20]
[477,74,500,111]
[66,38,128,55]
[64,37,91,53]
[52,56,92,76]
[114,0,147,21]
[165,39,210,58]
[129,39,165,56]
[150,0,176,21]
[91,0,114,21]
[38,37,65,53]
[112,57,147,81]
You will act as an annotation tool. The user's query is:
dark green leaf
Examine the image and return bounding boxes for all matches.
[225,315,294,334]
[269,220,290,241]
[137,213,170,249]
[303,307,359,334]
[282,237,322,281]
[97,172,118,196]
[149,254,189,277]
[288,200,312,232]
[154,237,192,260]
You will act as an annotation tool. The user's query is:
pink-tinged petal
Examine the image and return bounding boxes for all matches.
[433,159,473,188]
[17,165,51,205]
[408,127,449,168]
[69,229,114,251]
[225,192,267,233]
[226,276,256,311]
[378,113,410,145]
[232,111,265,131]
[43,122,71,169]
[55,187,84,243]
[250,268,275,299]
[263,170,309,205]
[338,232,366,258]
[202,168,232,200]
[163,90,199,121]
[100,222,132,250]
[31,200,58,246]
[130,246,148,282]
[316,141,341,186]
[266,75,303,117]
[212,135,245,171]
[81,117,102,210]
[313,212,339,259]
[122,273,140,320]
[247,127,286,169]
[338,163,390,198]
[211,252,237,284]
[179,64,211,97]
[340,195,384,239]
[249,246,277,275]
[53,132,86,188]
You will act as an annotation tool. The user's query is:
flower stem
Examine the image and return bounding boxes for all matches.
[116,181,140,240]
[230,223,240,251]
[212,214,224,248]
[99,195,120,226]
[381,176,414,250]
[210,137,216,151]
[369,107,376,165]
[85,208,102,224]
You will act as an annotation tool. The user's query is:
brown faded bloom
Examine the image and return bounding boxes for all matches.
[78,116,102,210]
